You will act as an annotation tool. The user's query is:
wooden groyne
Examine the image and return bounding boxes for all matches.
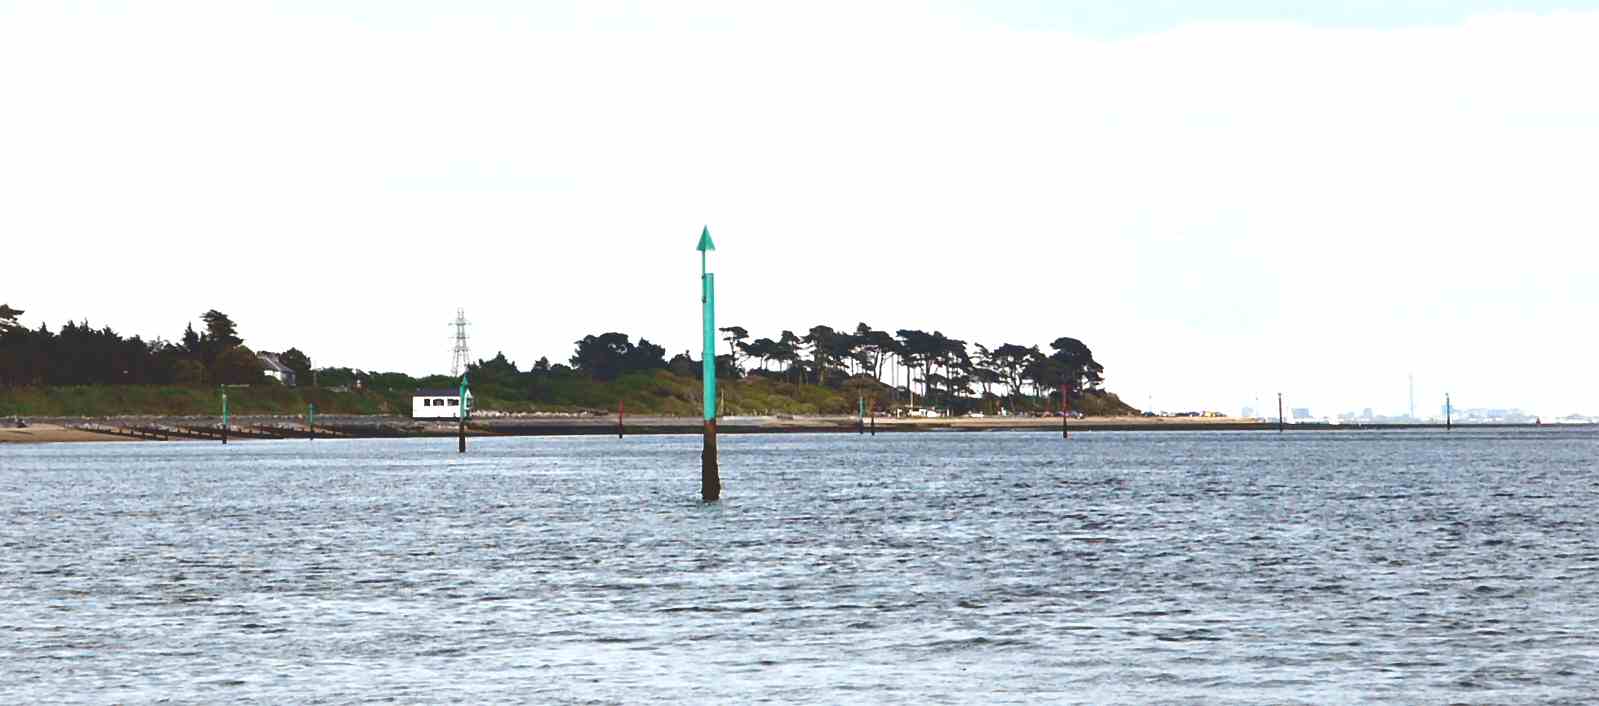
[67,423,286,442]
[173,424,290,440]
[68,422,169,441]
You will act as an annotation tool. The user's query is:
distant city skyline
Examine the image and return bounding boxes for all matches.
[4,2,1596,417]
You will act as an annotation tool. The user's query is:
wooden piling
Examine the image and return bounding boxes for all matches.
[702,419,721,502]
[618,400,625,439]
[458,373,470,453]
[870,397,876,436]
[1061,384,1069,439]
[1277,392,1284,433]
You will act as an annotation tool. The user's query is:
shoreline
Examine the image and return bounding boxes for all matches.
[0,423,132,444]
[1,414,1571,444]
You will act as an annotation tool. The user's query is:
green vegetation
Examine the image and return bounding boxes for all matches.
[0,306,286,387]
[0,372,1133,418]
[0,384,405,417]
[0,303,1139,418]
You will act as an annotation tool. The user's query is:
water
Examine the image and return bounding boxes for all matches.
[3,429,1597,704]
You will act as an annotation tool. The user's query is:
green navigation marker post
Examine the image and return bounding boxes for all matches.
[698,226,722,502]
[458,373,469,454]
[221,387,228,445]
[308,403,316,441]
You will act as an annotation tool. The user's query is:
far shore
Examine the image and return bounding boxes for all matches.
[0,414,1564,445]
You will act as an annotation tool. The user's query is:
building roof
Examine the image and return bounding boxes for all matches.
[257,352,293,374]
[414,388,469,397]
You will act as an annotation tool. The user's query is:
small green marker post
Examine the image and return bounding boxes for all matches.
[858,396,865,435]
[221,387,228,445]
[698,226,721,502]
[308,403,315,441]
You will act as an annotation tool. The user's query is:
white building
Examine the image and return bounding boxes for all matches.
[257,352,296,386]
[412,387,473,419]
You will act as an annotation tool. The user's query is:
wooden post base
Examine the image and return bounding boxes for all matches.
[702,420,721,502]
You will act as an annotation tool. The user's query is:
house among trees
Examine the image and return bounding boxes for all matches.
[412,387,472,419]
[257,352,296,386]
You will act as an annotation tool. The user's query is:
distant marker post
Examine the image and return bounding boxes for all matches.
[308,403,315,440]
[1061,384,1070,439]
[698,226,722,502]
[1277,392,1284,433]
[1445,393,1451,431]
[221,387,228,445]
[458,373,468,454]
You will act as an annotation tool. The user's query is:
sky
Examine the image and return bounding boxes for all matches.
[4,1,1597,418]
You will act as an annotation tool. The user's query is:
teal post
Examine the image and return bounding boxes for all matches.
[308,403,315,440]
[703,271,716,420]
[858,395,865,434]
[221,388,228,445]
[697,226,721,501]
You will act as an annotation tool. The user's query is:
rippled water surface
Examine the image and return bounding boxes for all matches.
[3,429,1598,704]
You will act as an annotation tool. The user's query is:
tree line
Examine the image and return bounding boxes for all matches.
[715,323,1105,413]
[0,304,308,388]
[2,303,1115,414]
[480,323,1110,414]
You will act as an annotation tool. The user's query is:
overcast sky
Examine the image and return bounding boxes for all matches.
[4,1,1596,417]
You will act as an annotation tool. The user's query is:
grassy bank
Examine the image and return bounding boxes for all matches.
[1,371,1137,418]
[0,372,838,417]
[0,384,407,417]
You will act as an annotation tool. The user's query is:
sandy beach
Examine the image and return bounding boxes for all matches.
[0,423,127,444]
